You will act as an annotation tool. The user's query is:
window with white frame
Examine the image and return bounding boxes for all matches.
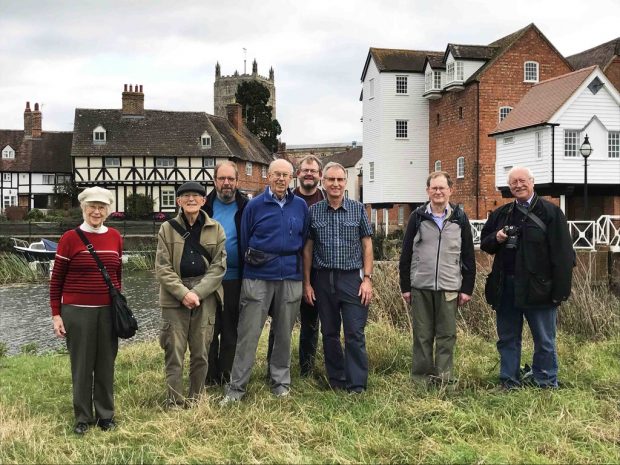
[446,62,454,82]
[105,157,120,167]
[609,131,619,158]
[434,160,442,172]
[425,71,432,92]
[564,130,579,157]
[524,61,539,82]
[2,145,15,159]
[2,173,10,182]
[433,71,442,89]
[398,206,405,226]
[369,162,375,181]
[396,76,408,94]
[156,157,175,167]
[245,161,252,176]
[42,174,55,184]
[396,120,408,138]
[499,106,513,122]
[203,157,215,168]
[535,131,543,158]
[456,62,464,81]
[3,193,17,209]
[201,131,211,148]
[369,78,374,99]
[57,175,70,184]
[261,165,268,178]
[161,187,176,208]
[93,125,106,143]
[456,156,465,178]
[503,136,514,145]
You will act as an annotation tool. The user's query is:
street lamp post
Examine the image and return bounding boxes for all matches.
[579,134,593,219]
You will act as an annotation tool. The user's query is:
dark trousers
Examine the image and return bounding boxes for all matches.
[267,295,320,376]
[207,279,242,385]
[496,275,558,387]
[62,304,118,424]
[314,269,368,392]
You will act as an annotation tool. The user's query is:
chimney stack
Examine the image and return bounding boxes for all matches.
[122,83,145,117]
[32,103,42,138]
[226,103,242,132]
[24,102,32,137]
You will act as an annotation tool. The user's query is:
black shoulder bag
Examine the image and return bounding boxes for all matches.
[166,218,212,264]
[74,228,138,339]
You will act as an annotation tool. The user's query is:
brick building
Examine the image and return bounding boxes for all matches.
[567,37,620,91]
[427,24,573,219]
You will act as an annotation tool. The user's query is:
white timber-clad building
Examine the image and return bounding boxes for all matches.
[491,66,620,219]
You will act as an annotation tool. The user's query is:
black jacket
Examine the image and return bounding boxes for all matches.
[203,189,249,275]
[480,194,574,309]
[399,202,476,296]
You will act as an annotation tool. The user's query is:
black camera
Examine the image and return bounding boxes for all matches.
[503,225,520,249]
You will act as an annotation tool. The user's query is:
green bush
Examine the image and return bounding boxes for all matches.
[19,342,38,355]
[125,193,154,220]
[25,209,45,221]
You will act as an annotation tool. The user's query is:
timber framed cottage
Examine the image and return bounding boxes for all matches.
[71,85,274,213]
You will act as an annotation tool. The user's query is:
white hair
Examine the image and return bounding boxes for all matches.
[269,158,294,174]
[506,166,534,184]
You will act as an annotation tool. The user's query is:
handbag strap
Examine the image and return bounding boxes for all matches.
[74,228,116,293]
[167,218,213,264]
[515,204,547,233]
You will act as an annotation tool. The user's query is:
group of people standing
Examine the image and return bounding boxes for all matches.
[50,159,573,434]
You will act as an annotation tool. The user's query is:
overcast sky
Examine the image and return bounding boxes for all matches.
[0,0,617,145]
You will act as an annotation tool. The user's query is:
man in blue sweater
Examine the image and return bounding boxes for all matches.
[222,158,309,403]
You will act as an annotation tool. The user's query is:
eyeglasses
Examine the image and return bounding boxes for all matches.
[86,205,107,212]
[216,176,236,183]
[324,177,346,183]
[270,172,292,179]
[180,193,203,199]
[509,178,531,187]
[428,186,449,192]
[300,169,320,175]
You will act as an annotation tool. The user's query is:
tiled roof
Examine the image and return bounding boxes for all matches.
[71,109,273,165]
[446,44,497,61]
[426,54,445,70]
[361,48,443,80]
[322,146,362,168]
[567,37,620,70]
[490,66,596,135]
[0,130,73,173]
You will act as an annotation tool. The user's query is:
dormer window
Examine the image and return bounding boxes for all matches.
[524,61,539,83]
[446,61,464,83]
[201,131,212,148]
[93,125,106,143]
[2,145,15,159]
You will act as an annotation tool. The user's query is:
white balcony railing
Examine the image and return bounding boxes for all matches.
[470,215,620,251]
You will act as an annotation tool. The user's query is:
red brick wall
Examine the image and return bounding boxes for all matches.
[430,27,572,220]
[236,161,269,197]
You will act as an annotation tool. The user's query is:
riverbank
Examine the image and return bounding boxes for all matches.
[1,323,618,464]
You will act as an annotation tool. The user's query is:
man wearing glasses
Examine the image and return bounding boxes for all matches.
[399,171,475,386]
[303,162,374,394]
[156,181,227,408]
[203,161,249,386]
[222,159,309,403]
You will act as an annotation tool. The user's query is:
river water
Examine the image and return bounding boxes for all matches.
[0,271,161,355]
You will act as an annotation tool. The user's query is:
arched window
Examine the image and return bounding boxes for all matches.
[434,160,442,172]
[456,157,465,179]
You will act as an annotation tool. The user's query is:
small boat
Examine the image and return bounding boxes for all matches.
[12,238,58,262]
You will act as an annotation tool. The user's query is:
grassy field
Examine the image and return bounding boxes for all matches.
[1,322,618,464]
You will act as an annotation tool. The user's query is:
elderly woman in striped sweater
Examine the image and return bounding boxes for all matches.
[50,186,122,435]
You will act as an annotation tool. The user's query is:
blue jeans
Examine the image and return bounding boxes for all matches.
[314,269,368,393]
[496,275,558,387]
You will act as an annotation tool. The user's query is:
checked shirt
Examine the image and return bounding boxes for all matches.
[308,198,373,270]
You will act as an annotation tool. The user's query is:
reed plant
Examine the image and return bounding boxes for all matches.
[0,253,44,284]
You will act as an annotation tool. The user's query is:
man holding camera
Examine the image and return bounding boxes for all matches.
[481,166,573,390]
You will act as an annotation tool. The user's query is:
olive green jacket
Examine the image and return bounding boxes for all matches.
[155,210,226,308]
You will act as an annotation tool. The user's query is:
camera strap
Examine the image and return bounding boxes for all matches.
[167,218,213,264]
[515,204,547,233]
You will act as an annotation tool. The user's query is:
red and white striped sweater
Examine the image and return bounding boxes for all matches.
[49,227,123,316]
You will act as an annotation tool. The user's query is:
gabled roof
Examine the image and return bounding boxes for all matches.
[567,37,620,71]
[424,54,446,71]
[467,23,573,83]
[361,48,443,81]
[444,44,497,61]
[0,130,73,173]
[490,66,597,135]
[71,109,273,165]
[322,146,363,169]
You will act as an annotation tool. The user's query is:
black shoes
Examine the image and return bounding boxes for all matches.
[97,418,117,431]
[74,422,89,435]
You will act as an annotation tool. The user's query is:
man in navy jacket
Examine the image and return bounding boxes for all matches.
[222,159,309,403]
